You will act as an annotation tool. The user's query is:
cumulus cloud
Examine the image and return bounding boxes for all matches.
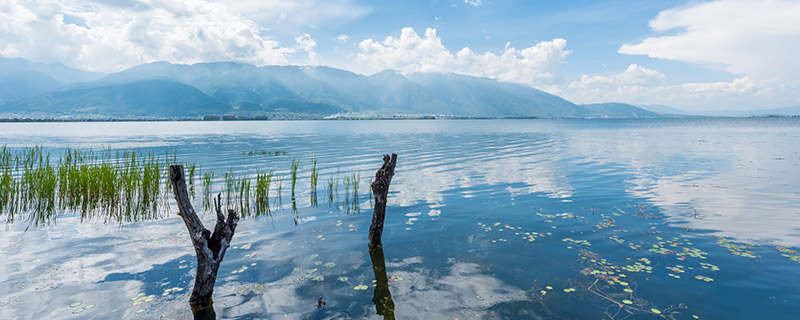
[569,64,665,89]
[336,34,349,43]
[356,27,570,87]
[619,0,800,80]
[564,67,800,111]
[216,0,370,29]
[294,33,317,64]
[0,0,358,72]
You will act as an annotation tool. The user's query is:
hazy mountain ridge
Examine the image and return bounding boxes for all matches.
[1,58,665,119]
[579,103,661,118]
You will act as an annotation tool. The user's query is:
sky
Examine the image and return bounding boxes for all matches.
[1,0,799,112]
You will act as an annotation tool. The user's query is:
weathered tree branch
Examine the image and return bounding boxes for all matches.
[368,153,397,245]
[170,165,239,308]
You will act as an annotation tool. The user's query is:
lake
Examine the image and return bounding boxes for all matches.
[1,118,799,319]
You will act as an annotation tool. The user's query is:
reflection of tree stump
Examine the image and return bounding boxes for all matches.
[369,243,396,319]
[368,154,397,245]
[169,165,239,310]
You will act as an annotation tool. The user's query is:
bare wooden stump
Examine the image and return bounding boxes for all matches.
[169,165,239,308]
[368,153,397,245]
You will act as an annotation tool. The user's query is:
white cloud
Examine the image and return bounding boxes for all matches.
[619,0,800,80]
[356,27,570,87]
[0,0,364,72]
[216,0,370,29]
[294,33,317,64]
[569,64,665,89]
[336,34,349,43]
[564,66,800,111]
[463,0,484,7]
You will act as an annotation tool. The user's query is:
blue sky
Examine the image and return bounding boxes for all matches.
[2,0,799,111]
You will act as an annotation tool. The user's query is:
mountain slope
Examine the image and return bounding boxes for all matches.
[579,103,661,118]
[1,80,227,118]
[0,57,105,104]
[1,61,670,119]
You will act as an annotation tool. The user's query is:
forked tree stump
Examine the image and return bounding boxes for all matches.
[169,165,239,309]
[368,153,397,245]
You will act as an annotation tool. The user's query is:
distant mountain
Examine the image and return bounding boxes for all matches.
[579,103,661,118]
[2,80,227,118]
[751,106,800,116]
[692,106,800,117]
[0,57,105,104]
[639,104,691,115]
[1,60,669,119]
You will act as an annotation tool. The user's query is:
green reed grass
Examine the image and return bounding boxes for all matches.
[290,159,299,201]
[254,170,273,216]
[310,158,318,207]
[0,146,195,225]
[202,171,214,212]
[0,146,362,226]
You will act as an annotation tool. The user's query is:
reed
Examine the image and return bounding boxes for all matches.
[254,170,273,215]
[0,146,358,225]
[310,158,318,207]
[290,158,299,201]
[224,170,236,209]
[275,175,283,209]
[0,147,195,225]
[202,170,214,211]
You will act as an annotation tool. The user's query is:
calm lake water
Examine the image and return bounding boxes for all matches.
[1,118,799,319]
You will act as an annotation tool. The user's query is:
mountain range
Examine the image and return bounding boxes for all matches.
[3,57,790,120]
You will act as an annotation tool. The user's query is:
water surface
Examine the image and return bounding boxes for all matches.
[1,118,799,319]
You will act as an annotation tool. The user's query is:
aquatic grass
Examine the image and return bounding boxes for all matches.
[0,147,196,225]
[290,158,299,201]
[224,170,236,210]
[0,147,353,225]
[310,158,318,207]
[326,174,336,203]
[202,170,214,212]
[254,170,273,216]
[242,150,287,157]
[275,175,283,209]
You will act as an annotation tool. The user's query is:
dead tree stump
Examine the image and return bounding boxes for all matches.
[169,165,239,308]
[368,153,397,246]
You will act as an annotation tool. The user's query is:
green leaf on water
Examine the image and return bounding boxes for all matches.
[70,302,81,307]
[651,308,662,314]
[545,286,553,290]
[623,288,633,293]
[84,304,95,310]
[72,308,84,314]
[622,300,633,305]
